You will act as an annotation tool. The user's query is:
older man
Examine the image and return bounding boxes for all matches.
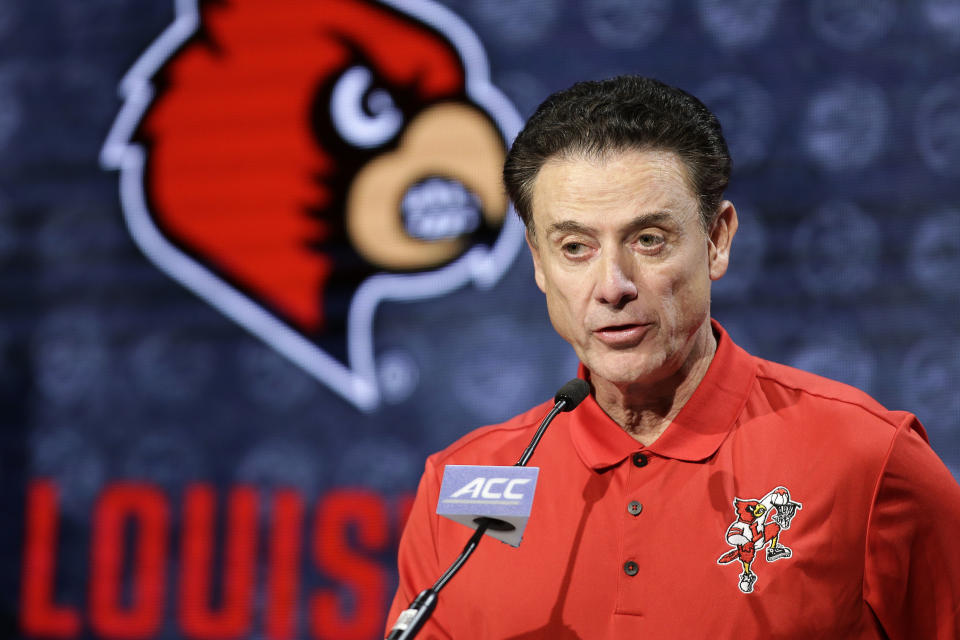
[387,76,960,638]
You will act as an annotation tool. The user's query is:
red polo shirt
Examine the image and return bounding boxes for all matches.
[387,323,960,638]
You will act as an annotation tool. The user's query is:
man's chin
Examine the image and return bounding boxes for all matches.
[582,352,668,388]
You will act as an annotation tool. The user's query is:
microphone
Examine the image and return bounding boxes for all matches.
[555,378,591,410]
[516,377,589,466]
[435,378,590,546]
[386,378,590,640]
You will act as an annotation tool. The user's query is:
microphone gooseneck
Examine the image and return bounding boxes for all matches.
[516,378,589,466]
[385,379,589,640]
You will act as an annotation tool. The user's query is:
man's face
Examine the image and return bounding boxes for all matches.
[527,148,736,388]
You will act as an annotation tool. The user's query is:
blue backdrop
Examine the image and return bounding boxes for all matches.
[3,1,959,639]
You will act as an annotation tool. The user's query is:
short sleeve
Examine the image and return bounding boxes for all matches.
[863,414,960,639]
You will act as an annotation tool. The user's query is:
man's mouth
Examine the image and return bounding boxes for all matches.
[592,323,651,348]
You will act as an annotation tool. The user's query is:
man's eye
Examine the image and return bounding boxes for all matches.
[637,234,664,248]
[562,242,587,255]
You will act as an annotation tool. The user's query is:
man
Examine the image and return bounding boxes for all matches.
[387,76,960,638]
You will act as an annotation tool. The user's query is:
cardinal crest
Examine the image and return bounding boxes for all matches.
[101,0,523,410]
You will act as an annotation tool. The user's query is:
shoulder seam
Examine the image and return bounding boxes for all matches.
[754,370,899,429]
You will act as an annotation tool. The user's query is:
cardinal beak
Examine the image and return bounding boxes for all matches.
[345,102,507,270]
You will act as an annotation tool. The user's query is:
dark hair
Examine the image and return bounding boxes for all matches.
[503,75,731,232]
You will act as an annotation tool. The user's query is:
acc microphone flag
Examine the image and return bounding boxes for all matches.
[436,465,539,547]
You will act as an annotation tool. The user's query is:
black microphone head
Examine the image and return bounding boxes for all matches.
[555,378,590,412]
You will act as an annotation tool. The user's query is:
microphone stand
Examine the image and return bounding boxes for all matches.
[384,519,491,640]
[385,381,587,639]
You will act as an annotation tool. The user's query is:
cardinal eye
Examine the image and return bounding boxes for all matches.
[330,66,403,149]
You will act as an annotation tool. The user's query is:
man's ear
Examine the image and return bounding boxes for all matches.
[708,200,739,281]
[526,228,547,293]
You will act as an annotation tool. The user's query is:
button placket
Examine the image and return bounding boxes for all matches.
[617,450,650,611]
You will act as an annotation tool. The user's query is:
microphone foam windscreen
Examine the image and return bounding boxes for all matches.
[555,378,590,411]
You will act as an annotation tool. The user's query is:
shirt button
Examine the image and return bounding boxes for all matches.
[623,560,639,576]
[632,452,648,467]
[627,500,643,516]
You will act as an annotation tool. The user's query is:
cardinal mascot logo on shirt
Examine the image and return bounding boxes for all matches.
[717,486,802,594]
[101,0,523,411]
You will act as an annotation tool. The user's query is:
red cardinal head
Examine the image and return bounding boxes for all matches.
[733,499,765,522]
[103,0,522,408]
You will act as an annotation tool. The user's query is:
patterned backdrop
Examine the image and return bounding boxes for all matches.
[2,1,959,639]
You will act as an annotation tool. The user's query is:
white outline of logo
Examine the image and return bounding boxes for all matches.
[100,0,524,411]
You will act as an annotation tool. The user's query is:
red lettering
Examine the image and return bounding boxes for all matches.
[265,490,304,640]
[89,483,169,639]
[20,481,410,640]
[179,484,257,639]
[309,490,389,640]
[20,480,81,638]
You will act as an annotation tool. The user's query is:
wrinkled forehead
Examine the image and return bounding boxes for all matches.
[549,145,699,192]
[529,147,701,227]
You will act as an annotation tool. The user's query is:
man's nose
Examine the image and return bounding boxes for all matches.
[595,249,638,307]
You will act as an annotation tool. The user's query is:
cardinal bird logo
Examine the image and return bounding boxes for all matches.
[716,486,802,594]
[101,0,523,410]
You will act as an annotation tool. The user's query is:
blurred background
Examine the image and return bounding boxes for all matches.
[3,0,959,638]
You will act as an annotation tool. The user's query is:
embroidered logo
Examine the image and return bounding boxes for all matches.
[716,486,802,594]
